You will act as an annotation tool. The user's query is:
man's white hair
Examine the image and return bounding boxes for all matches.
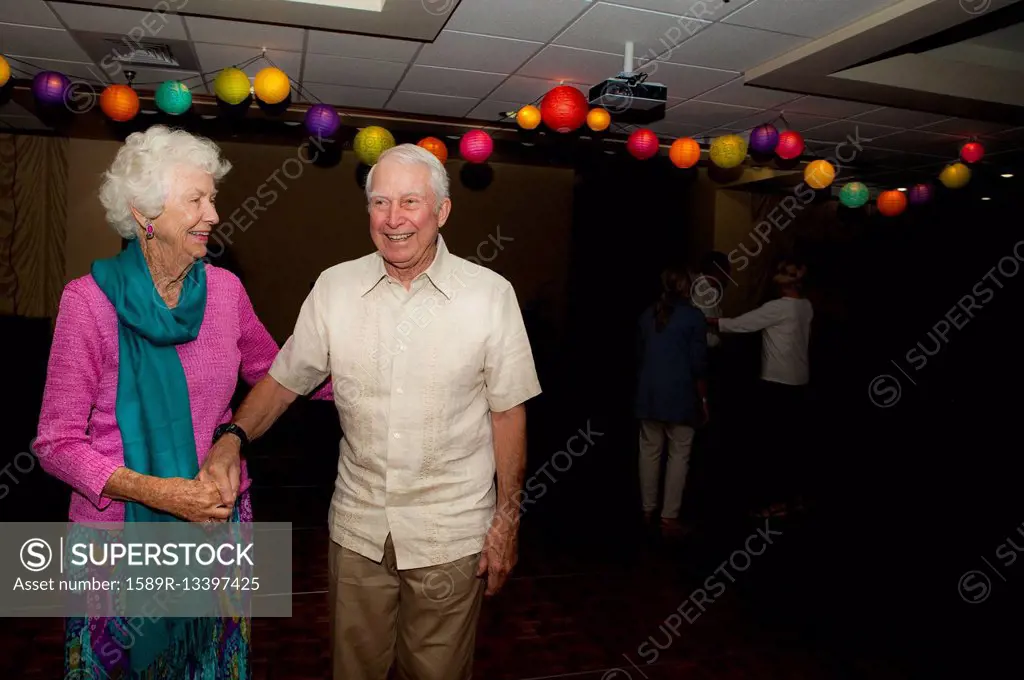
[98,125,232,239]
[365,143,450,212]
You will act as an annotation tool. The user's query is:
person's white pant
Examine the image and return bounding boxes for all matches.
[638,420,695,519]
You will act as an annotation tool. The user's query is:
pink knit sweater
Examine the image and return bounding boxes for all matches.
[34,265,328,522]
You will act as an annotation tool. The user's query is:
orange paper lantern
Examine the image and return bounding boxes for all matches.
[877,190,907,217]
[100,84,140,122]
[417,137,448,164]
[586,108,611,132]
[669,137,700,169]
[516,105,542,130]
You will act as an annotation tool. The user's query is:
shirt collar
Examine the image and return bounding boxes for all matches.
[361,234,455,299]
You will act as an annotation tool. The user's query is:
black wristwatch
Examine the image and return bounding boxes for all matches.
[212,423,250,451]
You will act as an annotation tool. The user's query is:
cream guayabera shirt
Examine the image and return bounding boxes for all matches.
[269,235,542,569]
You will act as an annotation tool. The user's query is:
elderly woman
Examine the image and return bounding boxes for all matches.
[34,125,327,678]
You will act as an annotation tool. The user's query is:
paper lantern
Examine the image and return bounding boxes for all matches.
[214,67,251,105]
[627,128,660,160]
[304,103,340,138]
[540,85,587,133]
[877,190,907,217]
[749,123,779,155]
[155,80,192,115]
[460,129,493,163]
[669,137,700,169]
[908,183,933,205]
[960,141,984,164]
[418,136,448,164]
[354,126,396,165]
[804,159,835,189]
[516,105,541,130]
[940,162,971,189]
[775,130,804,160]
[709,134,747,169]
[99,84,139,122]
[839,182,869,208]
[254,67,290,105]
[0,56,10,88]
[32,71,70,106]
[587,108,611,132]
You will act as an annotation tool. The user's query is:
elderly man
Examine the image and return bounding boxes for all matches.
[201,144,541,679]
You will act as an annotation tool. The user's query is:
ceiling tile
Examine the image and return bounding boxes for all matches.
[664,100,760,127]
[385,91,478,117]
[0,24,91,62]
[695,77,802,109]
[781,95,880,118]
[1,0,62,28]
[306,30,420,63]
[517,45,626,86]
[726,109,834,132]
[554,2,711,61]
[49,1,188,41]
[398,65,507,98]
[416,30,541,74]
[637,61,738,100]
[605,0,756,22]
[917,118,1016,137]
[183,16,305,51]
[866,129,964,155]
[299,83,392,110]
[488,75,589,103]
[646,121,709,138]
[303,53,409,89]
[194,44,302,82]
[848,108,953,129]
[801,119,903,145]
[656,22,808,72]
[130,68,206,94]
[445,0,592,42]
[467,98,525,122]
[8,56,107,82]
[723,0,903,39]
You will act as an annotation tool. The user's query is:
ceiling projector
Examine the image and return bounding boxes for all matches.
[588,42,668,125]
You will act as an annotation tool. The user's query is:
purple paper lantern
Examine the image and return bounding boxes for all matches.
[32,71,70,106]
[908,183,933,205]
[304,104,340,138]
[749,123,780,155]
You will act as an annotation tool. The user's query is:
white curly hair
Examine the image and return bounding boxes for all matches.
[365,143,450,214]
[99,125,232,239]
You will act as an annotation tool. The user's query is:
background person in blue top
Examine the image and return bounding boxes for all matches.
[635,266,709,537]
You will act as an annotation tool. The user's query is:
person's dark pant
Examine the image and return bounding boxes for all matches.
[748,379,812,510]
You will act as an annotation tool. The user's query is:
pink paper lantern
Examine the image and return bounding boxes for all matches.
[460,130,493,163]
[627,128,659,160]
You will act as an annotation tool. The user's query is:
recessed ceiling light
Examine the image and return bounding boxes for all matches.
[897,187,907,192]
[982,197,991,201]
[1002,173,1014,178]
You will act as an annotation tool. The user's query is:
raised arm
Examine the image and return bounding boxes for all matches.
[717,300,784,334]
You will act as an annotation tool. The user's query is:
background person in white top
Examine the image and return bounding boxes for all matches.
[201,144,542,680]
[709,259,813,518]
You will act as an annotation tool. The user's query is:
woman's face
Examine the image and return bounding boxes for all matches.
[147,165,219,261]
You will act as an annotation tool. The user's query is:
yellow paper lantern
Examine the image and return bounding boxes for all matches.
[586,107,611,132]
[214,67,251,105]
[354,126,396,166]
[939,162,971,189]
[0,56,10,88]
[804,159,836,189]
[254,67,290,105]
[516,105,541,130]
[709,134,747,169]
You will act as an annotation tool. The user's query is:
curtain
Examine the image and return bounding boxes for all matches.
[0,134,68,318]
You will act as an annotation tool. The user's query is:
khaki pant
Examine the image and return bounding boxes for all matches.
[638,419,696,519]
[328,534,484,680]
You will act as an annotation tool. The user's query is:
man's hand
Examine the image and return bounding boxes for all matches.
[476,519,518,596]
[198,436,241,506]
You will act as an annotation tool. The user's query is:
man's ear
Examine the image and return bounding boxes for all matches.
[437,197,452,227]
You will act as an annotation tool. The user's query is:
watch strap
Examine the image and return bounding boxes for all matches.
[213,422,249,449]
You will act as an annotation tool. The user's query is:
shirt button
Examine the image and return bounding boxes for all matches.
[393,432,401,439]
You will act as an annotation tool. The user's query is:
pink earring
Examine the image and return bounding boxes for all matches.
[145,222,154,240]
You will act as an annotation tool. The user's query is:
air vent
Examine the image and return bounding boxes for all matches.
[104,40,180,68]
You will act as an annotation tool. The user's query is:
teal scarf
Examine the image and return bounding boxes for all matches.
[92,239,219,674]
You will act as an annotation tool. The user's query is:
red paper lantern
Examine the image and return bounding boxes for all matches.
[960,141,984,163]
[627,129,660,160]
[775,130,804,160]
[100,84,140,122]
[459,130,493,163]
[877,190,907,217]
[540,86,588,133]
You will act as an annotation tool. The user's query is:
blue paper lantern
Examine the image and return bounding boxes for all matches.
[839,182,869,208]
[908,183,933,205]
[155,80,192,115]
[32,71,70,106]
[749,123,780,155]
[305,104,340,138]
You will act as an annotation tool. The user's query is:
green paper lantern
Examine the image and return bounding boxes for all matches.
[839,181,869,208]
[155,81,192,115]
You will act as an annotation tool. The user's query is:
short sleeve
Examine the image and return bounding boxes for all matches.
[269,274,331,396]
[483,283,542,412]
